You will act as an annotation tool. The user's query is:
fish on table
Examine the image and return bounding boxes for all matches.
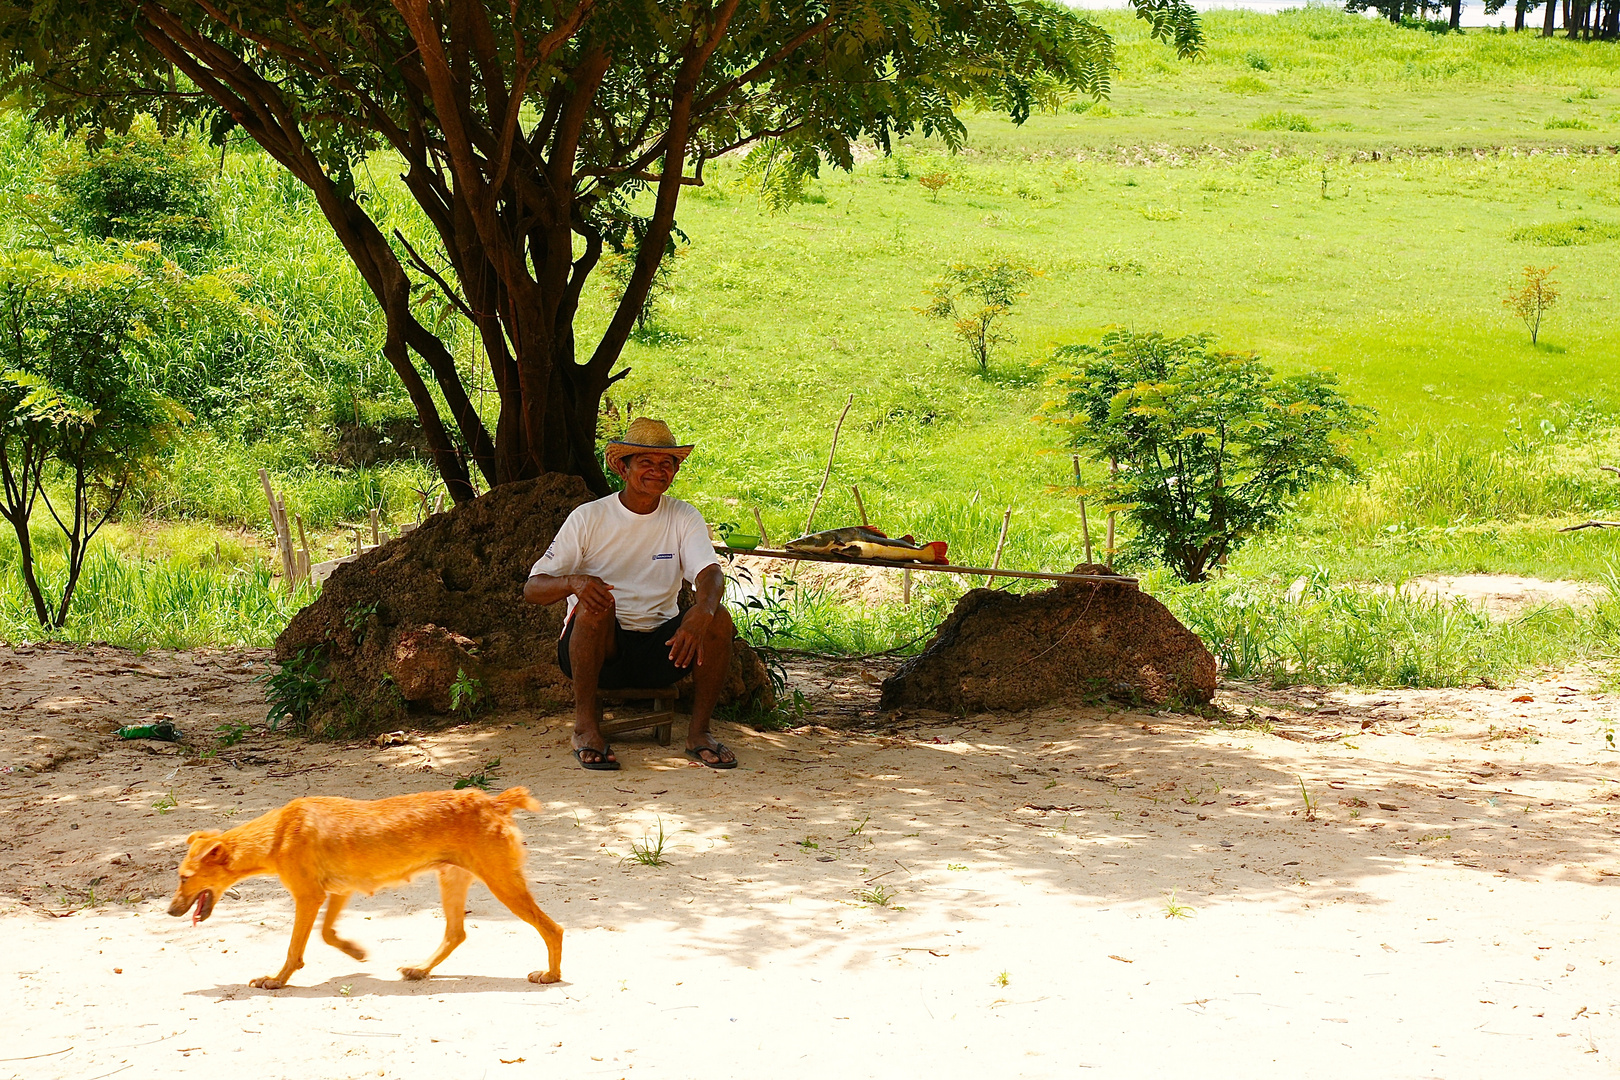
[784,526,948,564]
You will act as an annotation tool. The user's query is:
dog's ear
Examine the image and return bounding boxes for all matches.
[196,840,229,867]
[186,830,223,846]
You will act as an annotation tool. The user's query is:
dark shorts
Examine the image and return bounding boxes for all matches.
[557,611,692,690]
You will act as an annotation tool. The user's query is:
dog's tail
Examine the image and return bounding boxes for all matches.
[492,786,540,815]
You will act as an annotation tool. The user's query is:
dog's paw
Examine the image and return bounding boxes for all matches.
[527,969,562,985]
[398,965,431,981]
[249,976,285,990]
[336,941,368,961]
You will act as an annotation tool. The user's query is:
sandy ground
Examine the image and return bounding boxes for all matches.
[3,642,1620,1079]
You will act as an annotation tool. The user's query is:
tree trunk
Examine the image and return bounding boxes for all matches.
[1544,0,1559,34]
[1515,0,1527,31]
[1450,0,1462,27]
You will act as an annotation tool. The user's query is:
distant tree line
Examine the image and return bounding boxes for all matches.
[1346,0,1618,36]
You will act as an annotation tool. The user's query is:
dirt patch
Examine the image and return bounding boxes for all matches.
[276,475,768,734]
[1403,574,1601,619]
[2,645,1619,1076]
[881,565,1217,712]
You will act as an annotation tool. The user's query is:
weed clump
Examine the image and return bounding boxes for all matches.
[1223,75,1271,95]
[1250,111,1316,132]
[1510,218,1620,247]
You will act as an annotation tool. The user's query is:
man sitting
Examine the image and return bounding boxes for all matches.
[524,418,738,771]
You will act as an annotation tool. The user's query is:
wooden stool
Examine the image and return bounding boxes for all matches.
[598,687,680,746]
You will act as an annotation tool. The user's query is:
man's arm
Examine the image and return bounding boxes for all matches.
[665,563,724,667]
[525,573,615,614]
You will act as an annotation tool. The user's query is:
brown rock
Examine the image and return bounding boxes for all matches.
[275,474,770,735]
[879,564,1215,714]
[390,624,482,713]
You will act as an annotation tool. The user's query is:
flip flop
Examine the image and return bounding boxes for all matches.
[572,744,620,771]
[685,742,738,769]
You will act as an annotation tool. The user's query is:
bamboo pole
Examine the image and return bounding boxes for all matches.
[752,507,770,549]
[851,484,869,527]
[803,393,855,535]
[714,545,1136,586]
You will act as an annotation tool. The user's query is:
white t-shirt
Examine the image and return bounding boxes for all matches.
[530,494,721,631]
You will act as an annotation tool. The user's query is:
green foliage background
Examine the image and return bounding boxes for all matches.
[3,8,1620,678]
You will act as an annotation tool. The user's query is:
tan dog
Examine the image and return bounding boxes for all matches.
[167,787,562,989]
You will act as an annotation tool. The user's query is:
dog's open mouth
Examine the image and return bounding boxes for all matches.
[191,889,215,925]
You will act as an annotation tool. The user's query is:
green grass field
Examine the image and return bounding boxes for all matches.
[6,8,1620,682]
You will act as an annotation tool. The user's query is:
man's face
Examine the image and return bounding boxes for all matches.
[618,452,680,497]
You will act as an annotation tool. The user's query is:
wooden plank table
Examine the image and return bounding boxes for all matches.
[713,545,1137,588]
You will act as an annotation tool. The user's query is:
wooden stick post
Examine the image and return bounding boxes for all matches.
[259,468,297,590]
[369,508,380,547]
[851,484,869,527]
[803,393,855,536]
[1073,455,1092,565]
[903,568,912,606]
[1105,458,1118,569]
[986,505,1013,584]
[752,507,770,549]
[295,514,311,589]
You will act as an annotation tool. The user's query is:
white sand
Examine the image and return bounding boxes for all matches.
[2,645,1619,1078]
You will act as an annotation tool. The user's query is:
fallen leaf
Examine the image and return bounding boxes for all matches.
[500,1059,526,1065]
[1108,955,1133,963]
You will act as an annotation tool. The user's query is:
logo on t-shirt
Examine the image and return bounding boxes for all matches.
[652,552,674,560]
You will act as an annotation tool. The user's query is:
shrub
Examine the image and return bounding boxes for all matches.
[0,241,246,627]
[917,172,952,201]
[44,119,217,250]
[1040,330,1374,583]
[1544,117,1595,129]
[598,218,687,331]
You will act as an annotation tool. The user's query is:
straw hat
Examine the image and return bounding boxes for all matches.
[604,417,694,472]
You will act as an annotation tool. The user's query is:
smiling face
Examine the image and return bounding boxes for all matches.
[614,452,681,503]
[167,830,235,924]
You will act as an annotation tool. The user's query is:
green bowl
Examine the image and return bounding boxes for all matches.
[724,533,760,550]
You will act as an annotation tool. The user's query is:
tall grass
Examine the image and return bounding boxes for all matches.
[1163,567,1620,688]
[0,539,302,648]
[128,433,436,531]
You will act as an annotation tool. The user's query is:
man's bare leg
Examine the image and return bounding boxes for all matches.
[568,603,619,767]
[686,606,736,766]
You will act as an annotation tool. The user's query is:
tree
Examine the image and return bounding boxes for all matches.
[1041,330,1373,584]
[0,0,1202,500]
[1504,265,1558,344]
[919,257,1039,373]
[0,242,239,627]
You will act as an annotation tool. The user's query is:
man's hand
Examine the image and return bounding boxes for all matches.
[666,608,712,668]
[570,575,615,616]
